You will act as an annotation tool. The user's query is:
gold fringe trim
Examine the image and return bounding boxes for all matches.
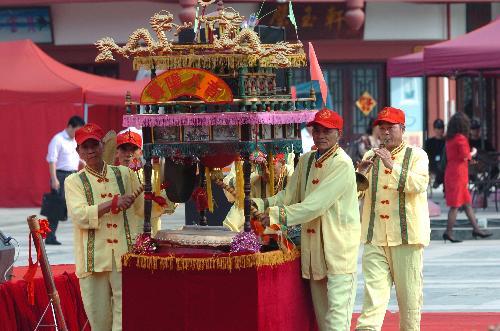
[235,160,244,210]
[152,162,161,195]
[133,53,307,71]
[205,167,214,213]
[268,151,274,197]
[122,248,300,273]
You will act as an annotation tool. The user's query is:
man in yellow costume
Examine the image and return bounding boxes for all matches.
[65,123,145,331]
[222,152,294,232]
[115,129,176,236]
[256,108,360,331]
[355,107,430,331]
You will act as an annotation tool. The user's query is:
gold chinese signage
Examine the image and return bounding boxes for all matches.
[140,68,234,104]
[356,92,377,116]
[259,2,364,40]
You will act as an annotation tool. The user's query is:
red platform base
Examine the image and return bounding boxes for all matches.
[122,251,318,331]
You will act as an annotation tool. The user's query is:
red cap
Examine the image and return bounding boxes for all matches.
[75,123,104,145]
[117,130,142,149]
[374,107,405,126]
[307,108,343,130]
[273,153,285,164]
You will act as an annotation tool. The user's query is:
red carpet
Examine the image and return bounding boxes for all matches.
[3,264,500,331]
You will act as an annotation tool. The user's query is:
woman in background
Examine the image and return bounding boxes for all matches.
[443,112,492,243]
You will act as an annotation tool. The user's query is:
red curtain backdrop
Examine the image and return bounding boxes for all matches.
[0,103,83,207]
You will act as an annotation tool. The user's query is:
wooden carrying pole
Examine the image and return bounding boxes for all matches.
[27,215,68,331]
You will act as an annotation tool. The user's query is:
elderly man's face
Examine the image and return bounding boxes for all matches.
[311,124,340,153]
[378,121,405,150]
[117,143,142,167]
[77,139,103,168]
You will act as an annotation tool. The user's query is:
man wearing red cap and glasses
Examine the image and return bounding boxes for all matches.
[115,129,176,236]
[65,123,146,331]
[254,108,360,331]
[355,107,430,331]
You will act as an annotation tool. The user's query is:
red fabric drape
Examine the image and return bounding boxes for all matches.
[0,103,83,207]
[122,254,318,331]
[0,267,88,331]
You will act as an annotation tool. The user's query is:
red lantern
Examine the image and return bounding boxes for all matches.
[345,0,365,31]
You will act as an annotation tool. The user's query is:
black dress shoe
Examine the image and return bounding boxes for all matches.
[45,239,62,245]
[472,230,493,239]
[442,233,462,243]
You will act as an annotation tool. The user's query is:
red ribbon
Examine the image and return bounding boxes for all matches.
[191,188,208,212]
[144,192,167,208]
[23,218,51,305]
[111,194,121,214]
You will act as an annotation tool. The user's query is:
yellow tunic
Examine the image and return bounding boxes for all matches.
[359,143,431,246]
[254,147,360,280]
[65,164,145,278]
[223,163,294,232]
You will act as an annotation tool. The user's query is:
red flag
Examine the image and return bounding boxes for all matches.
[308,42,327,106]
[290,86,297,100]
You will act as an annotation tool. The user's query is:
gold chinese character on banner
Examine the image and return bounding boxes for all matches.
[356,91,377,116]
[301,6,317,28]
[325,6,344,31]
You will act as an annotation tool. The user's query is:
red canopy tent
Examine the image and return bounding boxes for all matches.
[424,18,500,76]
[387,51,424,77]
[388,18,500,77]
[0,40,146,207]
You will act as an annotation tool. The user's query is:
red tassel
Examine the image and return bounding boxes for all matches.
[23,233,40,305]
[22,218,51,305]
[191,187,209,212]
[144,193,167,208]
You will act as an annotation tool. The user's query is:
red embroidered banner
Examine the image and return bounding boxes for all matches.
[140,68,233,104]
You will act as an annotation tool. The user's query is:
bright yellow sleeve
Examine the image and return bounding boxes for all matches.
[64,174,100,230]
[268,158,352,227]
[387,148,429,194]
[223,163,237,202]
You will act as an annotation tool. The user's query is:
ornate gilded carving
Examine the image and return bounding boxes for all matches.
[95,6,305,69]
[95,10,192,62]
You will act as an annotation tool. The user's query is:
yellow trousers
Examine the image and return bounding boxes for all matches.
[79,256,122,331]
[310,273,357,331]
[356,244,423,331]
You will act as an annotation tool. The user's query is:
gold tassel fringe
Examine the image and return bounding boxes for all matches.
[267,151,274,197]
[153,158,161,195]
[133,53,307,71]
[122,248,300,273]
[205,167,214,213]
[235,160,244,210]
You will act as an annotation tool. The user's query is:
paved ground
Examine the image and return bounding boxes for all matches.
[1,195,499,312]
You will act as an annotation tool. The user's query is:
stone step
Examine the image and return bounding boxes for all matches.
[431,227,500,241]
